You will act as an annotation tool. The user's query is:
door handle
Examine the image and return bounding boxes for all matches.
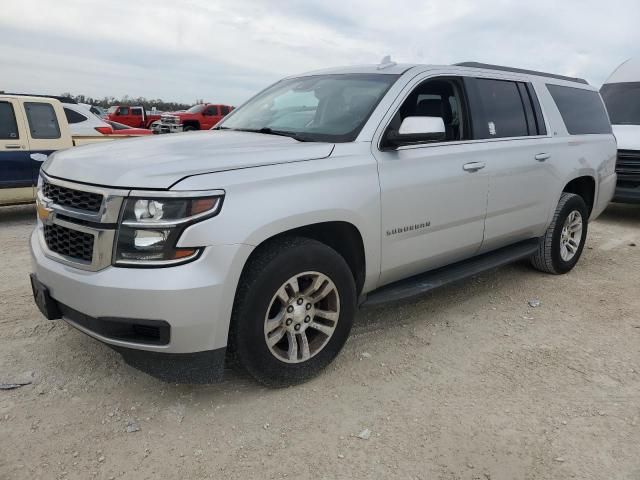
[463,161,486,172]
[30,153,48,162]
[5,144,22,150]
[535,153,550,162]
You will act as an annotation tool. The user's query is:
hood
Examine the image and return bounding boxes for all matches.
[43,131,335,189]
[612,125,640,151]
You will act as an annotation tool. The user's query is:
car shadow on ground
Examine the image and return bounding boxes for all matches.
[597,202,640,226]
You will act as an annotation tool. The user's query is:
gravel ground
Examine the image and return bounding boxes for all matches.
[1,203,639,480]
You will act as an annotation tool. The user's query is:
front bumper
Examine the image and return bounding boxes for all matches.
[152,123,184,134]
[30,229,252,354]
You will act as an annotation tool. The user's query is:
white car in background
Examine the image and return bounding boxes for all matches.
[62,103,113,137]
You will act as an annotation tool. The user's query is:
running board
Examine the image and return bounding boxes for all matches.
[362,239,540,307]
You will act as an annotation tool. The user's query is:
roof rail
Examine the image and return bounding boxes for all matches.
[454,62,589,85]
[1,92,77,103]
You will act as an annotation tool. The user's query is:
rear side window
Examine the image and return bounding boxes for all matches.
[546,84,612,135]
[25,102,61,139]
[64,107,88,124]
[131,107,143,116]
[472,79,529,138]
[221,105,231,115]
[0,101,19,139]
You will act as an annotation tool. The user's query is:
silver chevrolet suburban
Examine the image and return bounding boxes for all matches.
[30,61,617,386]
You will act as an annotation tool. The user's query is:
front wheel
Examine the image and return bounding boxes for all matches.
[230,237,356,386]
[530,192,588,274]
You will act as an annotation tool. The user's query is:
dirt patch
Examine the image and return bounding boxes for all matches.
[1,203,639,479]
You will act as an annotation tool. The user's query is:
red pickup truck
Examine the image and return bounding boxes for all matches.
[106,106,162,129]
[152,104,234,134]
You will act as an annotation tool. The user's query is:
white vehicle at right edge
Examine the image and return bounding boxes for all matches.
[601,57,640,203]
[29,60,616,386]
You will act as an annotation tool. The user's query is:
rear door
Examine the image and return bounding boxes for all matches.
[130,107,145,127]
[23,100,73,184]
[0,98,33,204]
[463,77,557,252]
[202,105,221,129]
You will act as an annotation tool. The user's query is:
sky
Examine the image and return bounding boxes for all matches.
[0,0,638,106]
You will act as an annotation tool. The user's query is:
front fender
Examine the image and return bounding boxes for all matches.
[174,149,382,293]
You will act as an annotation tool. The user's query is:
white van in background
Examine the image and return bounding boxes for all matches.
[601,58,640,203]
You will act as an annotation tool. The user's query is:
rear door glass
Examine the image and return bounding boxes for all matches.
[24,102,61,139]
[472,79,529,138]
[0,101,20,139]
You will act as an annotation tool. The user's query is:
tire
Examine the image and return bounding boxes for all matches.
[183,125,197,131]
[230,237,356,387]
[530,192,588,274]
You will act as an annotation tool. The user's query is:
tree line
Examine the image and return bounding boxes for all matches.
[59,93,200,112]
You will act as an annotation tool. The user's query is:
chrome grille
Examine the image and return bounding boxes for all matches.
[44,224,95,262]
[161,115,179,125]
[42,180,103,212]
[616,150,640,179]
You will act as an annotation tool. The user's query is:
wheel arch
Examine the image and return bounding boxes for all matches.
[239,220,367,296]
[562,175,596,215]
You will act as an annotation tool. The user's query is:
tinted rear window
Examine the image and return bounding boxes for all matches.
[473,79,529,138]
[546,84,611,135]
[0,101,19,140]
[64,107,88,124]
[25,102,61,139]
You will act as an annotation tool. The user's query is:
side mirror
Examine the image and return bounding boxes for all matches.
[384,116,446,148]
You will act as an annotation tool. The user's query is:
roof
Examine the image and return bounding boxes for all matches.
[293,61,590,86]
[604,58,640,84]
[0,92,76,103]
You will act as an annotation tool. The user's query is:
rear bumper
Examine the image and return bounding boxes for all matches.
[30,229,252,354]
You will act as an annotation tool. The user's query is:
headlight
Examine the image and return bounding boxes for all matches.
[114,193,223,266]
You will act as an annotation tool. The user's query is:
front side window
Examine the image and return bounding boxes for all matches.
[386,77,469,144]
[600,82,640,126]
[473,79,529,138]
[205,106,218,116]
[0,101,19,139]
[219,73,399,142]
[186,104,205,114]
[221,105,231,115]
[25,102,61,139]
[119,107,130,115]
[547,84,612,135]
[64,107,88,124]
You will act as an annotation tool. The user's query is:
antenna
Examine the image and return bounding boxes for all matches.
[377,55,397,70]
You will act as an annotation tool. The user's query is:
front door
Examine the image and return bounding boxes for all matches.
[0,99,33,205]
[373,76,489,286]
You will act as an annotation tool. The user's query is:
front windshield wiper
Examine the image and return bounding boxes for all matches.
[214,126,311,142]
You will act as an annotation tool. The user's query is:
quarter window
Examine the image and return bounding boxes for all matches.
[64,107,88,124]
[0,102,19,140]
[25,102,61,139]
[473,79,529,138]
[547,84,612,135]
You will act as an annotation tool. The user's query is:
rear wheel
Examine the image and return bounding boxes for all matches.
[530,192,588,274]
[183,125,197,131]
[230,237,356,386]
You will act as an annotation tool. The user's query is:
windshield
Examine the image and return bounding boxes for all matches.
[601,82,640,125]
[218,73,399,142]
[186,104,206,114]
